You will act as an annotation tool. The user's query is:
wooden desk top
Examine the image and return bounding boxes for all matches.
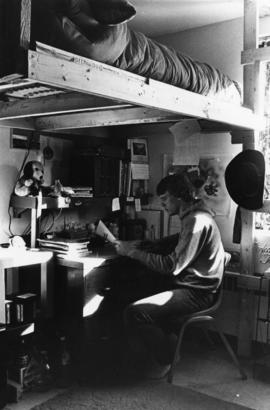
[56,243,119,274]
[0,248,53,270]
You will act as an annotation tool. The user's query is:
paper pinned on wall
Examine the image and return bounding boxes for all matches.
[169,120,201,165]
[96,220,116,243]
[112,197,120,211]
[131,163,149,180]
[135,198,141,212]
[170,120,201,142]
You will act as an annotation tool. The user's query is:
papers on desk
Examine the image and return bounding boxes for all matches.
[96,220,116,243]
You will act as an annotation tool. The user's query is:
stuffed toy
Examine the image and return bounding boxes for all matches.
[14,161,45,197]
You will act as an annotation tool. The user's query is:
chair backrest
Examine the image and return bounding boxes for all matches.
[192,251,231,316]
[168,251,231,326]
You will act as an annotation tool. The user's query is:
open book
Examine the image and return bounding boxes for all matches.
[95,220,116,243]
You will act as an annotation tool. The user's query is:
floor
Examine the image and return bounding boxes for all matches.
[3,332,270,410]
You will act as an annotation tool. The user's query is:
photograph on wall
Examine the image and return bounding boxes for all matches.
[130,138,148,163]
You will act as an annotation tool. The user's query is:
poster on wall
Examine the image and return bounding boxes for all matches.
[198,157,231,217]
[162,154,231,217]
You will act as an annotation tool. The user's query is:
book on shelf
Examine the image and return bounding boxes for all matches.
[70,186,93,197]
[118,160,132,197]
[70,193,93,197]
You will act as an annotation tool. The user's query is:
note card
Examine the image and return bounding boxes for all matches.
[131,163,149,180]
[112,197,120,211]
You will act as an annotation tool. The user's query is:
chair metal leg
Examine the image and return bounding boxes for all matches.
[167,325,186,383]
[201,328,217,349]
[217,329,247,380]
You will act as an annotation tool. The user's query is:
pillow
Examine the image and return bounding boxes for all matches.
[62,16,129,63]
[67,0,136,25]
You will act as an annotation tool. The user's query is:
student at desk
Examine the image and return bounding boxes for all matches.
[113,173,225,375]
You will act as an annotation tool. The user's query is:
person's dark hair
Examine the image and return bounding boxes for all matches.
[156,173,195,202]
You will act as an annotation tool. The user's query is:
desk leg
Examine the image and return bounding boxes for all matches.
[30,208,37,249]
[0,268,5,324]
[40,258,54,318]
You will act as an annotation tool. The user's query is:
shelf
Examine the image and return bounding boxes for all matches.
[0,323,35,338]
[10,194,70,210]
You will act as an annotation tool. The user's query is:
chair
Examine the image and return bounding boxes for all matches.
[167,252,247,384]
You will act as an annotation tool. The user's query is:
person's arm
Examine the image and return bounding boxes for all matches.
[114,239,177,273]
[114,215,207,276]
[138,233,179,254]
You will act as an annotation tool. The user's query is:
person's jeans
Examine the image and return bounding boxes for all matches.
[94,257,214,363]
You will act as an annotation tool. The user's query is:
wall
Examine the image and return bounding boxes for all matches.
[157,18,243,84]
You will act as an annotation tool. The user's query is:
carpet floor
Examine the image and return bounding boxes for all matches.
[31,380,253,410]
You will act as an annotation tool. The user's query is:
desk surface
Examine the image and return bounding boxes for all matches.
[0,248,53,269]
[56,244,118,273]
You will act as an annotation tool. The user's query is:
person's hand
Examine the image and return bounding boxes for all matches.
[113,240,140,256]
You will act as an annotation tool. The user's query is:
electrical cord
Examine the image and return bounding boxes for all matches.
[7,133,35,237]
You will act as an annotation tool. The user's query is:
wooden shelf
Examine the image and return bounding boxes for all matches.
[10,194,70,210]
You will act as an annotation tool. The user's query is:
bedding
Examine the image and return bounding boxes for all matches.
[32,0,241,104]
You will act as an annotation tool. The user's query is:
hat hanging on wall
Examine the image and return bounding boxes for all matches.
[224,149,265,211]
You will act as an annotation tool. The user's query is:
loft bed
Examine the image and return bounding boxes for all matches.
[0,0,270,357]
[0,0,263,134]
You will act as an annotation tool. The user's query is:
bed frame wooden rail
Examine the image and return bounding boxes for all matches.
[0,0,264,133]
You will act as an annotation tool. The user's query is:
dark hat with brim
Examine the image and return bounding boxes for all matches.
[225,149,265,211]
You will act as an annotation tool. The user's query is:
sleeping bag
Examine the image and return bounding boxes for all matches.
[31,0,241,104]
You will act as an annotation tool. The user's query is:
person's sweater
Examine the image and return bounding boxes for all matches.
[126,202,225,289]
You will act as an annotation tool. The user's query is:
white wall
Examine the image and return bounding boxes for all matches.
[157,18,243,84]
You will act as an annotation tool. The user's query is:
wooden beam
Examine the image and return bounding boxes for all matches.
[0,93,130,120]
[237,0,261,358]
[242,46,270,65]
[230,129,262,145]
[0,118,35,129]
[27,49,262,131]
[34,106,183,130]
[20,0,32,50]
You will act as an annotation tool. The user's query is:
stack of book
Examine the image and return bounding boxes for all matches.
[37,238,91,258]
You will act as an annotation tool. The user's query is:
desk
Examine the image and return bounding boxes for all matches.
[0,248,54,325]
[56,246,118,319]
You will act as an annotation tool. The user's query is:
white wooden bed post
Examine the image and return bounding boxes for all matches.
[237,0,265,356]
